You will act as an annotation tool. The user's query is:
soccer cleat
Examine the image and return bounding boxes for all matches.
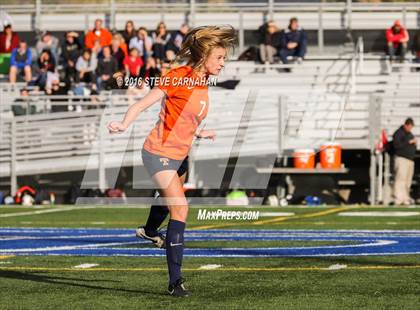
[168,278,189,297]
[135,226,165,248]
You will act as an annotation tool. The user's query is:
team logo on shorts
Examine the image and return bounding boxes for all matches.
[160,158,170,166]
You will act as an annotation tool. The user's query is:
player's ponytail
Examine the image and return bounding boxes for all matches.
[175,25,236,69]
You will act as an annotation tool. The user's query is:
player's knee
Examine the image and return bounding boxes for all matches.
[169,205,189,222]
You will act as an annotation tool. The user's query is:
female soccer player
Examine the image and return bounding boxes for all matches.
[107,25,236,297]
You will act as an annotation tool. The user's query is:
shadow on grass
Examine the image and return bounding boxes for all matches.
[0,271,167,297]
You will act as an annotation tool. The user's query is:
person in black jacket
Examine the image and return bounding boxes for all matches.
[96,45,117,90]
[392,118,417,205]
[257,21,281,64]
[61,32,82,86]
[279,17,307,64]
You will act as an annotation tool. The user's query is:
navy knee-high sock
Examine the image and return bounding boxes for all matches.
[166,219,185,285]
[144,205,169,235]
[144,192,169,235]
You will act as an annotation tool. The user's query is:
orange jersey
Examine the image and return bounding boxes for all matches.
[143,66,209,160]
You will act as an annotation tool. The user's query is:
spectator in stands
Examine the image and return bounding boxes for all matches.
[279,17,307,65]
[111,36,125,71]
[386,20,409,63]
[61,31,82,86]
[392,118,417,205]
[113,33,128,57]
[140,56,161,87]
[9,41,32,83]
[152,22,171,65]
[257,21,281,64]
[122,20,136,46]
[34,49,57,90]
[36,31,59,62]
[96,45,117,90]
[123,48,143,78]
[12,88,36,116]
[412,30,420,64]
[166,23,189,61]
[84,18,113,50]
[0,22,19,53]
[47,78,70,112]
[129,27,153,63]
[76,49,98,85]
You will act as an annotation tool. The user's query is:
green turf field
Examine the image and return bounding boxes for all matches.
[1,205,419,309]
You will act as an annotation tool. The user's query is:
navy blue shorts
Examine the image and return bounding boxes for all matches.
[141,148,189,177]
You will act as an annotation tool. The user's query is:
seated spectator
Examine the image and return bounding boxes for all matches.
[32,49,57,90]
[0,22,19,53]
[96,45,117,90]
[12,88,36,116]
[411,29,420,64]
[113,33,128,57]
[152,22,171,65]
[129,27,152,63]
[76,49,98,85]
[140,56,161,88]
[279,17,307,65]
[36,31,59,62]
[122,20,136,46]
[386,20,409,63]
[257,21,281,64]
[111,37,125,71]
[9,41,32,83]
[84,19,112,50]
[47,78,70,112]
[61,31,82,86]
[123,48,143,78]
[166,23,189,61]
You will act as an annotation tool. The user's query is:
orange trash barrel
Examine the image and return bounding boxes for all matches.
[293,149,315,169]
[320,143,342,169]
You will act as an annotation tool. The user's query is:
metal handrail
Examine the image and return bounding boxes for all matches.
[1,2,419,14]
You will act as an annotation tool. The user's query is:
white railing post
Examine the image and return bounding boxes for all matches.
[35,0,41,30]
[190,0,196,27]
[358,37,364,74]
[402,6,407,28]
[239,10,244,55]
[110,0,116,30]
[346,0,352,30]
[318,4,324,53]
[268,0,274,21]
[350,57,356,93]
[10,120,17,196]
[368,95,382,206]
[98,116,107,192]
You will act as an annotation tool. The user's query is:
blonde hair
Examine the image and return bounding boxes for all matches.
[176,25,236,70]
[113,33,124,44]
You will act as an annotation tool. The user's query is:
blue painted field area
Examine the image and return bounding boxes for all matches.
[1,228,419,257]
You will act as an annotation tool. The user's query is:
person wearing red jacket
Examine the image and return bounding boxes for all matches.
[386,20,409,62]
[0,23,20,54]
[84,19,112,50]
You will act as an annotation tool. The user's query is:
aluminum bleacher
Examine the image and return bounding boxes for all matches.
[0,55,419,198]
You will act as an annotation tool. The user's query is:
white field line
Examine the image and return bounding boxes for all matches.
[73,263,99,269]
[339,211,420,217]
[258,212,295,217]
[0,206,99,218]
[0,241,140,253]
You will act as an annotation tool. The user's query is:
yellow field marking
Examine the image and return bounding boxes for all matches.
[191,206,360,230]
[0,255,14,260]
[0,265,419,272]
